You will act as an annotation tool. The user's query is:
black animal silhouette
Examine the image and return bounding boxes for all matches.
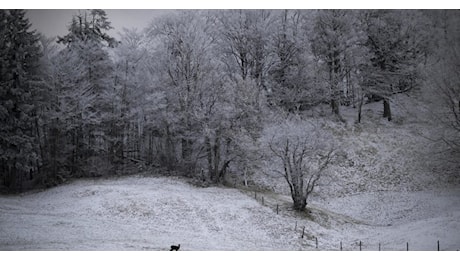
[170,244,180,251]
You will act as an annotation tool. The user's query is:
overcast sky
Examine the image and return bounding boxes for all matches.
[26,9,169,39]
[21,0,458,39]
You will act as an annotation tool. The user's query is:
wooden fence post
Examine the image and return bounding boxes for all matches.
[262,196,264,206]
[340,241,342,251]
[406,242,409,251]
[316,237,318,249]
[276,204,279,215]
[359,241,362,251]
[295,221,297,231]
[437,240,440,251]
[301,226,305,238]
[379,243,381,251]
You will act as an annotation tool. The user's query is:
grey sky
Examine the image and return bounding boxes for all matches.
[26,9,168,39]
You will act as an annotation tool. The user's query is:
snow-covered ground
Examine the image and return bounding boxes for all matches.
[1,175,459,251]
[317,189,460,251]
[0,176,302,250]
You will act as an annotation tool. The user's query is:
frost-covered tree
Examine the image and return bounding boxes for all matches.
[269,10,320,112]
[212,10,271,183]
[215,10,274,94]
[267,120,335,211]
[57,9,117,48]
[32,35,64,184]
[112,28,165,166]
[0,10,43,191]
[361,10,429,121]
[147,11,212,171]
[427,10,460,155]
[146,11,267,183]
[55,9,117,176]
[310,10,356,120]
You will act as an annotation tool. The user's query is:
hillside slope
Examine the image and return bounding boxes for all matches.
[0,176,303,250]
[251,92,460,198]
[1,176,459,250]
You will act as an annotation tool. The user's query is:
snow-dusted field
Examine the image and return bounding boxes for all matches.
[0,176,302,250]
[0,175,459,251]
[318,189,460,251]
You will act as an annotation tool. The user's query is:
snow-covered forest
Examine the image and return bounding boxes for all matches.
[1,9,459,250]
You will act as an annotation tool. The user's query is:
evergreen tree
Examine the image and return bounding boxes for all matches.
[310,10,356,120]
[0,10,43,191]
[55,9,117,176]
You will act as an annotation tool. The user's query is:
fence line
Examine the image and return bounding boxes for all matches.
[300,238,445,251]
[252,193,447,251]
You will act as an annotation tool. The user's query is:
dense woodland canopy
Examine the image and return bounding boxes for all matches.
[0,10,459,202]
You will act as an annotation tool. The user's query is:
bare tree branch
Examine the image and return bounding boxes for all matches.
[269,133,335,211]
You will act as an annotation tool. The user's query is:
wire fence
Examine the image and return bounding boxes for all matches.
[253,191,449,251]
[296,237,444,251]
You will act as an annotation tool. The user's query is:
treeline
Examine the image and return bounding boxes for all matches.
[0,10,458,192]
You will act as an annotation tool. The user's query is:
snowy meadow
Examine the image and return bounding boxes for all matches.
[1,9,460,251]
[1,175,459,250]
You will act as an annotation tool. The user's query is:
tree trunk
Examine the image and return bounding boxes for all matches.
[358,93,364,123]
[35,118,44,175]
[217,160,229,183]
[383,98,392,121]
[329,66,343,120]
[243,167,248,187]
[292,192,307,211]
[181,138,191,162]
[206,130,227,184]
[71,127,80,176]
[148,131,153,165]
[164,126,175,171]
[213,144,220,182]
[331,98,340,115]
[349,71,355,108]
[205,136,213,180]
[50,121,59,179]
